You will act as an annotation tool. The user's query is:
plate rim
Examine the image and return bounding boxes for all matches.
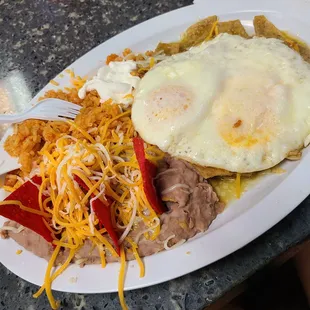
[1,0,310,294]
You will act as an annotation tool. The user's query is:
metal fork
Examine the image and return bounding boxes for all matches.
[0,98,82,124]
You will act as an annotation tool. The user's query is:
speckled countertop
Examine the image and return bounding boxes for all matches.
[0,1,309,310]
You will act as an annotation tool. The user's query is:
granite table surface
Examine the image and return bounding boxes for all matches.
[0,1,309,309]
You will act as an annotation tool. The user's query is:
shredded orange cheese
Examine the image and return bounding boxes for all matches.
[235,173,241,199]
[0,201,51,218]
[118,245,128,310]
[3,57,162,310]
[126,237,145,277]
[206,20,218,41]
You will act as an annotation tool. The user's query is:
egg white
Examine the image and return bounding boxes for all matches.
[132,34,310,173]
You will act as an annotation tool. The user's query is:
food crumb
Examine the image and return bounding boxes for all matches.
[50,79,59,86]
[270,166,286,174]
[16,249,23,255]
[186,251,191,255]
[65,69,75,78]
[233,119,242,128]
[69,277,78,283]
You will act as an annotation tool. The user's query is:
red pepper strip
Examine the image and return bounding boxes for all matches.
[73,175,120,256]
[0,176,54,243]
[133,137,167,215]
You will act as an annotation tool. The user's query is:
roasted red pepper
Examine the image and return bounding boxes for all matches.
[73,175,120,256]
[133,137,167,214]
[91,198,120,254]
[0,176,54,243]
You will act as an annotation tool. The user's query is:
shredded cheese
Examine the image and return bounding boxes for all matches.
[235,173,241,199]
[206,20,218,41]
[0,201,51,218]
[118,245,128,310]
[118,189,138,244]
[126,237,145,278]
[163,235,186,250]
[161,183,191,195]
[134,218,160,244]
[42,244,62,309]
[2,66,164,310]
[0,225,25,234]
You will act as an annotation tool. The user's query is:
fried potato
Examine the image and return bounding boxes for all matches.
[180,15,218,51]
[297,44,310,63]
[217,20,249,38]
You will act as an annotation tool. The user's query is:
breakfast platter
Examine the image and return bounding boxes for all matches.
[1,0,310,309]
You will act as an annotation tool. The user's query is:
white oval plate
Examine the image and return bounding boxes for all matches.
[1,0,310,294]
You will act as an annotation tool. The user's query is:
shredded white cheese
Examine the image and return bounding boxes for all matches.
[134,217,160,244]
[161,183,192,195]
[118,189,138,244]
[1,225,25,234]
[163,234,186,250]
[155,168,179,179]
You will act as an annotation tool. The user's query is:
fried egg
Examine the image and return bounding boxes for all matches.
[132,34,310,173]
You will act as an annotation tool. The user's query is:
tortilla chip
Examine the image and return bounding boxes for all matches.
[217,20,249,38]
[283,34,310,63]
[180,15,218,51]
[286,149,302,161]
[297,44,310,63]
[253,15,285,40]
[254,15,310,63]
[191,164,233,179]
[155,42,180,56]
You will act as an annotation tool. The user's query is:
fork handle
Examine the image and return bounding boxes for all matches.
[0,115,27,124]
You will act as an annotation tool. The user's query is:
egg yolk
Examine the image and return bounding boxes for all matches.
[213,73,289,147]
[147,85,193,122]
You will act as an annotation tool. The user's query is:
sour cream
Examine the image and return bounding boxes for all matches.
[78,60,140,105]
